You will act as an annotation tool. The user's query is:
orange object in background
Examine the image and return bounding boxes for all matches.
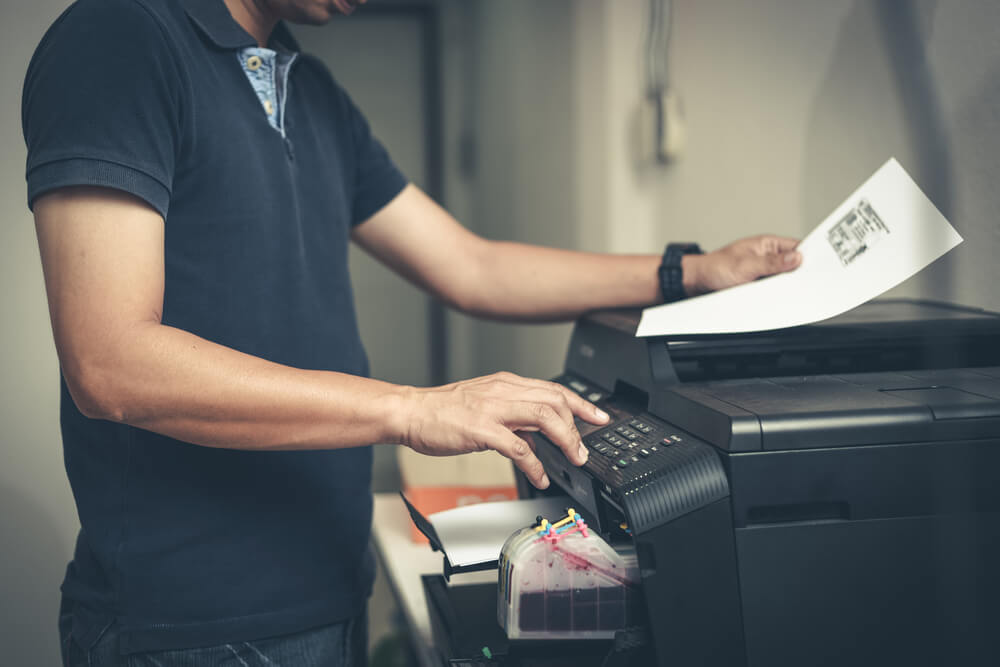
[397,446,518,543]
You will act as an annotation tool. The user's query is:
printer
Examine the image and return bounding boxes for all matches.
[423,300,1000,667]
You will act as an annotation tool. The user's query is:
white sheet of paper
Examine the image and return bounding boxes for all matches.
[635,158,963,337]
[428,496,570,569]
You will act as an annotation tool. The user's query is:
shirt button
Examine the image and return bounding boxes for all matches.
[246,55,262,71]
[263,99,274,115]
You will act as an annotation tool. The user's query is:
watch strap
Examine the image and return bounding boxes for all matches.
[658,242,703,304]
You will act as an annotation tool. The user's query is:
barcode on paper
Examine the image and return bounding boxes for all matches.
[827,198,891,266]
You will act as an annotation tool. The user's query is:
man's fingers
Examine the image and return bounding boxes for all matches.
[762,236,802,273]
[509,387,579,433]
[494,374,609,425]
[782,250,803,270]
[503,401,588,466]
[549,382,610,425]
[488,428,549,488]
[750,245,801,278]
[516,431,538,453]
[758,235,800,254]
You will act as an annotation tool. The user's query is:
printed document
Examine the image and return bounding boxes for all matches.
[635,158,962,337]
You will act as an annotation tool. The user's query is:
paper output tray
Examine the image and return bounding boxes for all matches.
[401,492,574,580]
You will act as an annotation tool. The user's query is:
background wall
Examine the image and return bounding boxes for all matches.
[3,1,999,664]
[456,0,1000,381]
[1,2,81,666]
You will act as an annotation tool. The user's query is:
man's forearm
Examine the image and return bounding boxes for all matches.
[67,320,606,487]
[457,234,800,322]
[72,321,408,451]
[457,241,663,321]
[353,185,800,324]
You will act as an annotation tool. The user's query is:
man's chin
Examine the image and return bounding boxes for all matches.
[275,0,363,26]
[283,2,341,26]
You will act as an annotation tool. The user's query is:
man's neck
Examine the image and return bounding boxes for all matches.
[222,0,278,47]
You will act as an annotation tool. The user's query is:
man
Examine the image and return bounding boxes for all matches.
[23,0,802,664]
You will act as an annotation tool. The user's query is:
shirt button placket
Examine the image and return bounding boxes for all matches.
[238,49,286,137]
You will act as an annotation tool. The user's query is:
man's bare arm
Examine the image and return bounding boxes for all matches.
[34,187,608,488]
[352,184,802,321]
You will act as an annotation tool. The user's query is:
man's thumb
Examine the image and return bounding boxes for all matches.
[755,250,801,278]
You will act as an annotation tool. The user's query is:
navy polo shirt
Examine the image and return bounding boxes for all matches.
[22,0,407,652]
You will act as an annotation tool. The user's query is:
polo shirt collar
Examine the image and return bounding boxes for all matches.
[181,0,301,52]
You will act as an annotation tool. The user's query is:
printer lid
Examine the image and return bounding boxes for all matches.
[567,300,1000,391]
[657,366,1000,452]
[663,298,998,342]
[656,299,1000,382]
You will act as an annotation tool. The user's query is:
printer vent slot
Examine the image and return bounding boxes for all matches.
[620,442,729,535]
[745,501,850,527]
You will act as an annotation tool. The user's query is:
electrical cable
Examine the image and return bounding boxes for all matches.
[644,0,682,163]
[645,0,672,97]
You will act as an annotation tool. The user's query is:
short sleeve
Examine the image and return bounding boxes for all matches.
[346,96,408,226]
[22,0,183,218]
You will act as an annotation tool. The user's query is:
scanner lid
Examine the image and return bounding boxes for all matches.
[657,299,1000,382]
[657,366,1000,452]
[567,300,1000,393]
[661,299,1000,344]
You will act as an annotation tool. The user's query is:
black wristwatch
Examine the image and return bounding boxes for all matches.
[658,243,703,304]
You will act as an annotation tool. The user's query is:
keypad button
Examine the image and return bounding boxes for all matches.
[639,448,651,457]
[616,458,629,468]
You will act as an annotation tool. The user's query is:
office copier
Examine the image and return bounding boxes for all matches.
[425,300,1000,667]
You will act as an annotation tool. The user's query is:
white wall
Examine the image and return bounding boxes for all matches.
[584,0,1000,305]
[1,2,76,665]
[655,0,1000,307]
[452,0,578,381]
[461,0,1000,383]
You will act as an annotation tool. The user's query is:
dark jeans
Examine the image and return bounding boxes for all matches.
[59,597,368,667]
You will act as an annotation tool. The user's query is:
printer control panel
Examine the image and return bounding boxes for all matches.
[541,374,730,536]
[582,416,688,488]
[553,374,690,487]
